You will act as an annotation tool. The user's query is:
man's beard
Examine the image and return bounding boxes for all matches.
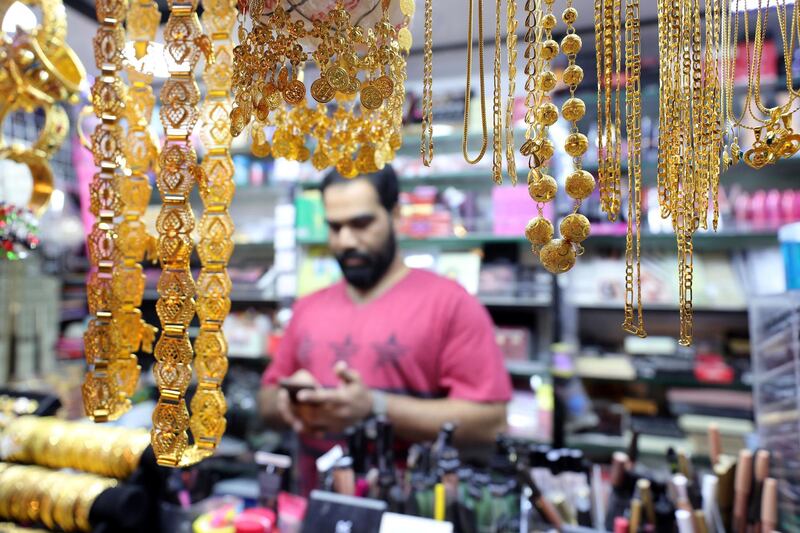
[335,232,397,291]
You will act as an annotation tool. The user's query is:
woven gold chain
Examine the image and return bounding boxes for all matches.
[505,0,518,184]
[420,0,434,166]
[622,0,645,337]
[492,0,503,183]
[596,0,622,220]
[463,0,488,164]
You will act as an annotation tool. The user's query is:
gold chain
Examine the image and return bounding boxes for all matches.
[505,0,518,184]
[622,0,645,337]
[463,0,488,164]
[194,0,236,465]
[492,0,503,183]
[420,0,434,166]
[83,0,130,422]
[596,0,622,220]
[152,0,217,467]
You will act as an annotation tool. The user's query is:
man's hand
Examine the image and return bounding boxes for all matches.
[297,361,374,434]
[277,369,318,433]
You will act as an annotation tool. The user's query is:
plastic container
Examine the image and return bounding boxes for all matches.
[778,222,800,289]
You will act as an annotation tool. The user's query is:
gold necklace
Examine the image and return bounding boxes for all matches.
[420,0,434,166]
[622,0,645,337]
[595,0,622,220]
[492,0,503,184]
[83,0,130,422]
[463,0,488,164]
[505,0,518,184]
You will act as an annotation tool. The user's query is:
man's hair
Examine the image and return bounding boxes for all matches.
[319,165,399,212]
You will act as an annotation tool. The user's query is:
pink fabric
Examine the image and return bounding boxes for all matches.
[263,268,512,402]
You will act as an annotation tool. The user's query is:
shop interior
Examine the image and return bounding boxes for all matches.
[0,0,798,531]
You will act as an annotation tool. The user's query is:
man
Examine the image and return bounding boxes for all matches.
[259,165,512,486]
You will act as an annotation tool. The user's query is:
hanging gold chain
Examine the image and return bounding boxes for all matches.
[505,0,518,184]
[421,0,434,166]
[492,0,504,183]
[596,0,622,219]
[463,0,489,164]
[83,0,130,422]
[622,0,645,337]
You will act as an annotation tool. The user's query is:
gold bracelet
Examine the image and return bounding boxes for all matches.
[463,0,488,164]
[420,0,434,167]
[504,0,518,185]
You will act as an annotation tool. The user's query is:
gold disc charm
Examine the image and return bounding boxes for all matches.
[283,80,306,105]
[325,65,350,91]
[373,75,395,99]
[311,78,336,103]
[360,84,383,110]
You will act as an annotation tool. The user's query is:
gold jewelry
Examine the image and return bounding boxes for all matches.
[153,0,203,467]
[491,0,503,184]
[505,0,518,185]
[193,0,237,454]
[83,0,129,422]
[595,0,622,220]
[463,0,488,164]
[420,0,434,166]
[622,0,645,337]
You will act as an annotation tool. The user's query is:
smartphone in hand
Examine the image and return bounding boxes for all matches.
[279,380,317,403]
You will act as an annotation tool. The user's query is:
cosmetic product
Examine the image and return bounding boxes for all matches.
[673,474,693,512]
[434,483,446,521]
[638,478,656,526]
[748,450,770,530]
[760,478,777,533]
[614,516,630,533]
[254,451,292,514]
[332,456,356,496]
[516,463,563,528]
[714,457,736,533]
[733,449,753,533]
[591,463,606,529]
[629,498,642,533]
[701,474,724,533]
[675,509,695,533]
[708,424,721,467]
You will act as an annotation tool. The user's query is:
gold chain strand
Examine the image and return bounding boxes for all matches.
[596,0,621,219]
[421,0,434,166]
[83,0,129,422]
[463,0,489,164]
[117,0,161,401]
[194,0,236,461]
[492,0,503,183]
[153,0,215,467]
[505,0,518,184]
[622,0,645,337]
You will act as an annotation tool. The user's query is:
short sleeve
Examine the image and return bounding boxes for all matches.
[438,289,513,402]
[261,305,303,386]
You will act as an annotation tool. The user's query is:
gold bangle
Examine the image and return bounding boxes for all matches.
[0,145,54,215]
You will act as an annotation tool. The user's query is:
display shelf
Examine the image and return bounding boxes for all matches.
[142,288,281,304]
[297,234,527,248]
[565,431,700,460]
[298,230,777,250]
[479,295,552,308]
[505,359,548,377]
[578,368,753,392]
[573,302,748,313]
[297,168,531,190]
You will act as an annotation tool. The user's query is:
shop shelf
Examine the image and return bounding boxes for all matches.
[505,360,548,377]
[479,295,552,308]
[574,302,748,313]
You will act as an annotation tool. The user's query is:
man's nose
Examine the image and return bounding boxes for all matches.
[336,225,359,249]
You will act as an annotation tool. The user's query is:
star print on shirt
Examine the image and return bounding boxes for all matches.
[330,335,359,364]
[372,334,409,372]
[296,335,314,368]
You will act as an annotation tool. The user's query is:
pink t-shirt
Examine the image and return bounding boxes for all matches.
[262,268,512,402]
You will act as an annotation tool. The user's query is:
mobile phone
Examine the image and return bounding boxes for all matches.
[279,380,316,403]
